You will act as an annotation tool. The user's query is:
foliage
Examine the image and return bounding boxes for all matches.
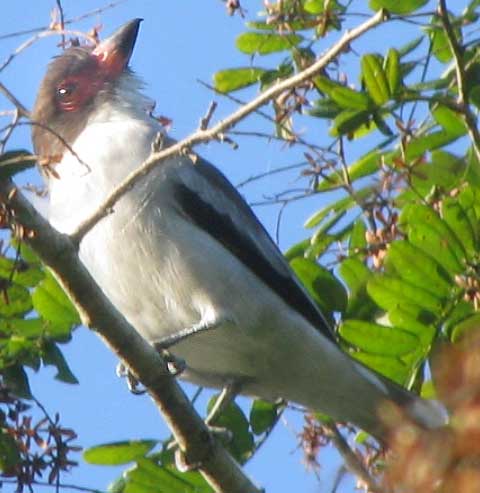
[2,0,480,491]
[213,0,480,397]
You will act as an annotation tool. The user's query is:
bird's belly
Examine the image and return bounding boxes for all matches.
[75,203,291,395]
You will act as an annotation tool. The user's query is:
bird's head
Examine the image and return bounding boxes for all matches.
[32,19,142,160]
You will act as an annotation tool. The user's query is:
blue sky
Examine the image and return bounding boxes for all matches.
[0,1,444,492]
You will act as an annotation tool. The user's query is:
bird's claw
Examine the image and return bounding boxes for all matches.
[116,362,147,395]
[156,348,186,376]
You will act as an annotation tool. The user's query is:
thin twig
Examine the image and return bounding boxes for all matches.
[199,101,218,130]
[326,423,382,493]
[55,0,66,48]
[0,29,98,74]
[438,0,480,162]
[0,109,20,153]
[229,129,329,153]
[71,9,388,242]
[31,394,64,493]
[0,81,30,118]
[275,201,288,245]
[236,161,308,189]
[0,0,126,41]
[0,478,105,493]
[200,78,332,154]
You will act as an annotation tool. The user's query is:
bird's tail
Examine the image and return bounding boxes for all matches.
[329,357,448,441]
[276,335,448,441]
[371,366,448,436]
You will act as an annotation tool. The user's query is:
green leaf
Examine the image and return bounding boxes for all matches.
[470,86,480,110]
[408,78,451,92]
[398,35,424,57]
[372,111,394,136]
[284,238,310,261]
[339,258,370,294]
[236,32,303,55]
[428,24,457,63]
[412,150,466,194]
[385,49,402,96]
[441,197,476,260]
[314,75,341,96]
[84,440,157,465]
[2,364,32,399]
[305,189,373,228]
[361,54,390,106]
[0,256,43,288]
[207,397,254,463]
[0,284,32,317]
[11,241,41,265]
[404,130,464,162]
[32,270,80,326]
[290,258,347,314]
[0,429,21,472]
[260,63,294,89]
[3,336,35,362]
[385,240,451,298]
[367,275,442,314]
[307,220,354,259]
[351,352,408,384]
[310,210,346,238]
[42,341,78,384]
[330,86,372,110]
[121,458,212,493]
[388,308,436,346]
[303,0,332,14]
[330,109,371,137]
[400,204,466,274]
[432,105,467,137]
[339,320,418,356]
[250,399,278,435]
[307,98,342,119]
[349,218,368,254]
[443,300,474,338]
[0,318,44,338]
[317,150,381,190]
[246,18,322,32]
[0,150,36,180]
[213,67,266,93]
[307,233,337,259]
[369,0,428,14]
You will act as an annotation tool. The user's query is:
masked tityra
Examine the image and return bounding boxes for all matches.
[31,19,446,439]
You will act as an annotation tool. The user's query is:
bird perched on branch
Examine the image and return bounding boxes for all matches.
[31,19,446,440]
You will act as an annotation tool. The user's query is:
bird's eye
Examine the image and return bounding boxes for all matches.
[56,82,78,99]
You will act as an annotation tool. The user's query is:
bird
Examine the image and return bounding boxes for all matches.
[31,19,446,440]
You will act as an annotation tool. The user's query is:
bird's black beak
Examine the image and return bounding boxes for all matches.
[92,19,142,78]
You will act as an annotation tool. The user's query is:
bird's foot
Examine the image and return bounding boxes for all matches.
[116,362,146,395]
[205,381,243,426]
[116,350,186,395]
[156,348,187,376]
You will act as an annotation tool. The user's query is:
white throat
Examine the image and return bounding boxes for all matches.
[47,73,161,234]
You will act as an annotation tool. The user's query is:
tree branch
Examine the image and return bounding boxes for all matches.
[0,180,261,493]
[70,8,388,242]
[437,0,480,162]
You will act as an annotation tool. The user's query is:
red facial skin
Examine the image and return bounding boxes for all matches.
[55,49,127,113]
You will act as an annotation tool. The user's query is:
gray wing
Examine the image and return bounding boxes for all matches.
[170,155,335,343]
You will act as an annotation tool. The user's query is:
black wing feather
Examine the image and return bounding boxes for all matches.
[172,162,335,343]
